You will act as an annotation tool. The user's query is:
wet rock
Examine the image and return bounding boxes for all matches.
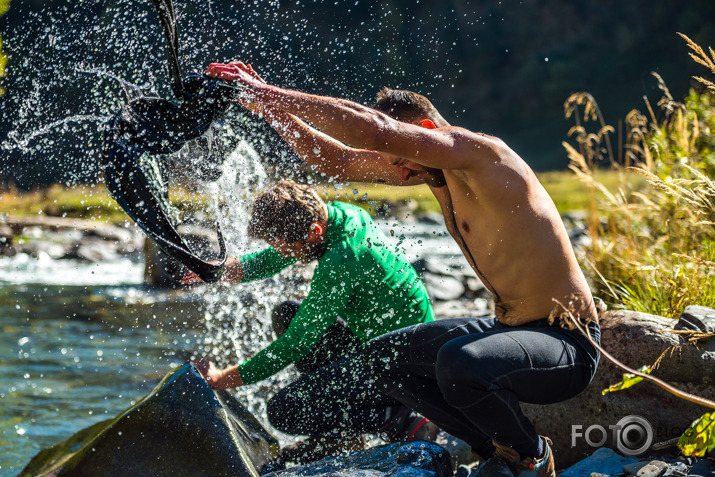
[71,241,121,262]
[264,441,452,477]
[521,309,715,467]
[432,299,492,320]
[561,451,715,477]
[624,461,652,475]
[19,362,279,477]
[0,223,14,255]
[686,458,715,476]
[561,447,638,477]
[20,240,68,259]
[465,277,486,295]
[422,273,465,301]
[0,215,143,262]
[412,256,488,302]
[676,306,715,334]
[19,365,455,477]
[417,211,446,226]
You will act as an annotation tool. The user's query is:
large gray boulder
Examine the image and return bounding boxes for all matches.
[522,307,715,467]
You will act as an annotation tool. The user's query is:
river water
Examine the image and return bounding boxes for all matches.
[0,258,202,475]
[0,215,462,476]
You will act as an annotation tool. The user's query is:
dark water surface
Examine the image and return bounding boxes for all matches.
[0,283,205,476]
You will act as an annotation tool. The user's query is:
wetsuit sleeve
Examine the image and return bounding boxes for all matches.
[238,252,354,384]
[239,247,297,282]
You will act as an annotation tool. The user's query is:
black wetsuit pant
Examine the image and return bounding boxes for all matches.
[268,308,600,457]
[266,301,400,436]
[358,317,601,459]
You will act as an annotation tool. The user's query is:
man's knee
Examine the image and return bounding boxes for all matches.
[266,389,295,433]
[361,328,411,365]
[272,300,301,336]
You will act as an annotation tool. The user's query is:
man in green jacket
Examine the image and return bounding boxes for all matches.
[184,180,436,461]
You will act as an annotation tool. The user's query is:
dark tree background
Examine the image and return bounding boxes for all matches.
[0,0,713,188]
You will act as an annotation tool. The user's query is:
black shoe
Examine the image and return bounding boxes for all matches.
[381,407,440,443]
[474,437,555,477]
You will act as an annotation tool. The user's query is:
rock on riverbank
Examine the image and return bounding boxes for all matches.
[18,359,715,477]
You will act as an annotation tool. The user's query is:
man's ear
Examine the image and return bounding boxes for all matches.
[308,222,324,240]
[420,119,436,129]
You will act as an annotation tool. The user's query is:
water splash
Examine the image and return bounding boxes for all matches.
[3,114,107,153]
[0,0,479,451]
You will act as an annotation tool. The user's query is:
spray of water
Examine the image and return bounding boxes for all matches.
[170,126,306,428]
[0,0,484,451]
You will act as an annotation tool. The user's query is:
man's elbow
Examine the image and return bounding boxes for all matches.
[350,113,394,153]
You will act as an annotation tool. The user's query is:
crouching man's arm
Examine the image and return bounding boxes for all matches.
[193,357,245,389]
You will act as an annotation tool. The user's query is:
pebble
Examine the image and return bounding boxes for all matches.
[636,461,668,477]
[624,461,651,475]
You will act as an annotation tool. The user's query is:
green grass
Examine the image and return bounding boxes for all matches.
[539,169,644,213]
[562,50,715,317]
[0,184,125,222]
[0,171,606,224]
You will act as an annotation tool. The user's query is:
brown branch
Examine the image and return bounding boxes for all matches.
[555,301,715,410]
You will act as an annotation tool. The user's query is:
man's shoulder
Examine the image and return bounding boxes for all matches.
[328,201,372,219]
[328,201,376,236]
[322,202,375,262]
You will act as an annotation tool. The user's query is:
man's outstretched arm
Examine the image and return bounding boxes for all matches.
[260,106,422,185]
[181,248,295,285]
[207,62,494,172]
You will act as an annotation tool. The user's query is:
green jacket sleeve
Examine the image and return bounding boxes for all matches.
[239,247,297,282]
[238,251,354,384]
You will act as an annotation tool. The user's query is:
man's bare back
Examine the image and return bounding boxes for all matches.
[204,61,596,325]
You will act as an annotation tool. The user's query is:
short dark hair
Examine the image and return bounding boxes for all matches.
[373,87,449,126]
[247,180,327,243]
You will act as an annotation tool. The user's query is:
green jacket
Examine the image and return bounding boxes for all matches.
[238,201,434,384]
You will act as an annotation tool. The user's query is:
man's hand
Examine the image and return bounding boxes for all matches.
[193,358,245,389]
[181,257,242,285]
[205,61,268,114]
[181,268,203,285]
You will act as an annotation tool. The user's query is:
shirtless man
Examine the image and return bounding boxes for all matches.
[205,61,600,477]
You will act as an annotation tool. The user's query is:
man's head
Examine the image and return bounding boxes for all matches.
[373,88,448,188]
[247,181,328,261]
[373,87,450,128]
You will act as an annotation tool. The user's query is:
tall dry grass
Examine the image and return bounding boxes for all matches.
[564,34,715,318]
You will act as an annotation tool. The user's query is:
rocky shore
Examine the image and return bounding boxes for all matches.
[3,212,715,476]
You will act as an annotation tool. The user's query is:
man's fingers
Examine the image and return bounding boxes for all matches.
[192,357,211,376]
[205,62,262,84]
[180,269,202,284]
[205,63,240,78]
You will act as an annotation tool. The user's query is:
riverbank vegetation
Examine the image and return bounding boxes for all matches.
[564,34,715,318]
[0,169,633,223]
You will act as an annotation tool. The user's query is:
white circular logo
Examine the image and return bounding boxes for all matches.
[614,415,653,456]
